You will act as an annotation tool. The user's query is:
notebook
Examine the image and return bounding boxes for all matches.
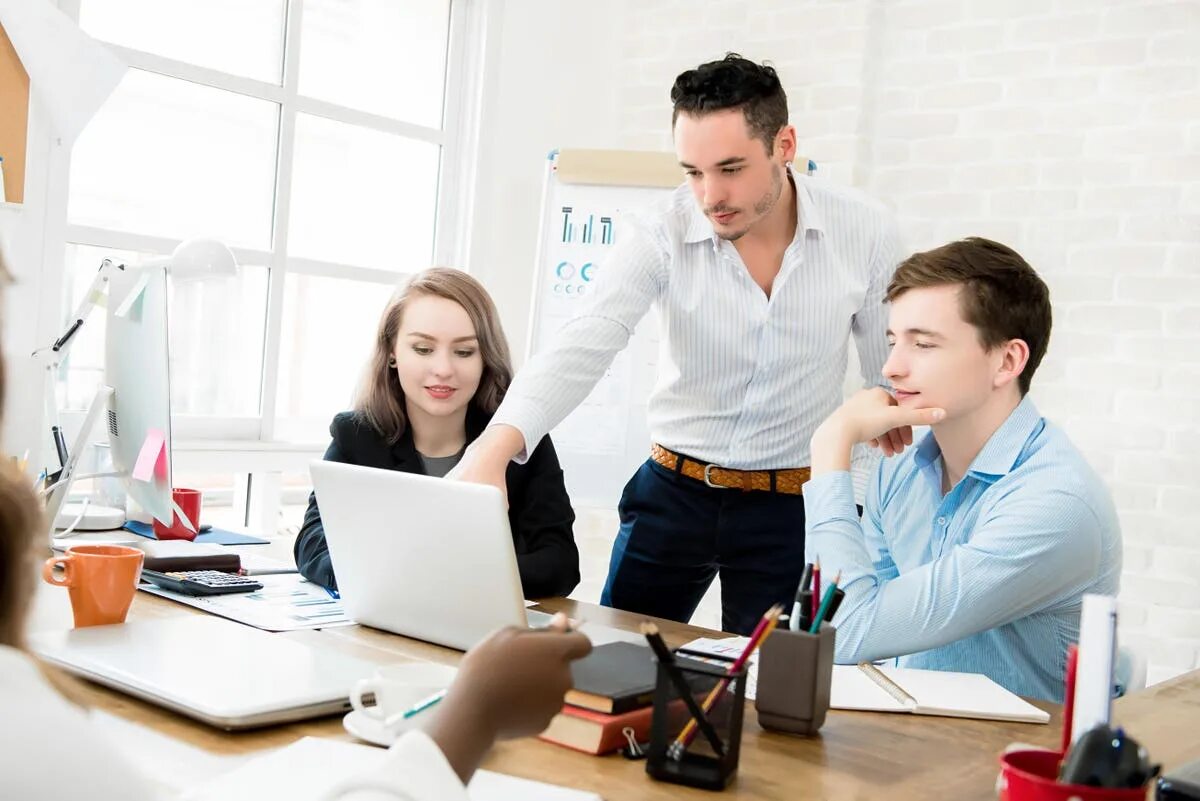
[831,663,1050,723]
[567,642,658,713]
[681,636,1048,724]
[182,736,603,801]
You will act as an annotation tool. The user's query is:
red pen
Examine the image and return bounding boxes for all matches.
[1059,643,1079,763]
[811,559,821,624]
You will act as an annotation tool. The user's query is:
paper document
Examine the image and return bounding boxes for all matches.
[1071,593,1118,743]
[139,573,355,631]
[183,736,603,801]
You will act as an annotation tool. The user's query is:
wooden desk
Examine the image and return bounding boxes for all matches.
[54,592,1200,800]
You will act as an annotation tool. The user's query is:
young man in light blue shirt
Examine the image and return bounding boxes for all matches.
[805,237,1121,701]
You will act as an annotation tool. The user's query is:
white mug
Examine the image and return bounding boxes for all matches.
[350,663,458,731]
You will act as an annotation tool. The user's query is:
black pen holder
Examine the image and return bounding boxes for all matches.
[645,650,746,791]
[754,622,836,736]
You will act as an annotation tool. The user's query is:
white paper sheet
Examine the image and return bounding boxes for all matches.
[183,736,602,801]
[139,573,356,631]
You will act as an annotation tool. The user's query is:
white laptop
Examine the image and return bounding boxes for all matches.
[29,616,379,730]
[310,460,548,651]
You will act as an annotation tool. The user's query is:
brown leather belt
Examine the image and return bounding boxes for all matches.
[650,444,810,495]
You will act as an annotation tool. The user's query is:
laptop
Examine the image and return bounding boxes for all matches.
[310,460,548,651]
[28,615,379,730]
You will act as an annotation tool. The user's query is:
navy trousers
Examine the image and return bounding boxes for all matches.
[600,457,807,635]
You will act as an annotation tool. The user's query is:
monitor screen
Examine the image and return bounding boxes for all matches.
[105,264,174,526]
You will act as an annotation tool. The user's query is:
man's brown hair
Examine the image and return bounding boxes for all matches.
[886,237,1052,396]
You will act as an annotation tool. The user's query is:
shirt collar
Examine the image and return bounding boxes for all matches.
[965,395,1043,481]
[682,164,824,245]
[913,395,1044,484]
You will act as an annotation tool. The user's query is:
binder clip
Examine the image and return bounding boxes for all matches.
[621,726,648,760]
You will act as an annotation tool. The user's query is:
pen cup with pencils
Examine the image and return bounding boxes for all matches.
[754,622,836,736]
[645,650,747,792]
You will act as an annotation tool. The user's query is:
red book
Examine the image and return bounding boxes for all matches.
[538,703,655,755]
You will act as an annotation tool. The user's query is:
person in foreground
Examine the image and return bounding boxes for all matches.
[294,267,579,599]
[0,250,593,800]
[804,237,1121,702]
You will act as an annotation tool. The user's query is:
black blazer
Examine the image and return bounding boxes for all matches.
[294,407,580,599]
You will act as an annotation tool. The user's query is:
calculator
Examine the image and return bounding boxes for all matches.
[140,569,263,596]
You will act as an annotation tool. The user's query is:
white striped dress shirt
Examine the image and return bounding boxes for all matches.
[493,170,904,490]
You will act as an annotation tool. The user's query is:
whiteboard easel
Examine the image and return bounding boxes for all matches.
[525,150,679,508]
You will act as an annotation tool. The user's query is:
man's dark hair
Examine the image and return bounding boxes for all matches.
[671,53,788,153]
[886,237,1053,396]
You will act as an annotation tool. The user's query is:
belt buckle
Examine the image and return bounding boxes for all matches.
[703,463,730,489]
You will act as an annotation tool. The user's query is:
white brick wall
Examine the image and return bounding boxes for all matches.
[612,0,1200,684]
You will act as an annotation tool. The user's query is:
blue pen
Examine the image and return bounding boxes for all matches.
[324,586,340,600]
[402,689,446,719]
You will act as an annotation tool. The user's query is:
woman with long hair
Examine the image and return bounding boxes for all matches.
[294,267,580,599]
[0,253,589,800]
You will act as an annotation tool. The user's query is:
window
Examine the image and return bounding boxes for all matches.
[55,1,479,525]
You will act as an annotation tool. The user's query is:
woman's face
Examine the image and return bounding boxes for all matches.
[392,294,484,424]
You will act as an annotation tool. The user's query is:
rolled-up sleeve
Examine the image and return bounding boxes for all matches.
[805,469,1104,664]
[490,223,665,461]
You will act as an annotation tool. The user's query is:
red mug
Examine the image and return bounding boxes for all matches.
[998,749,1147,801]
[152,487,202,541]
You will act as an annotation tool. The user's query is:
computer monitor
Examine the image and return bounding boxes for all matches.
[103,263,174,526]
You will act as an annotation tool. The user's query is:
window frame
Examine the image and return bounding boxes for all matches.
[41,0,487,528]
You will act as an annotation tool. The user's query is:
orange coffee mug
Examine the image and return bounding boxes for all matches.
[42,544,145,628]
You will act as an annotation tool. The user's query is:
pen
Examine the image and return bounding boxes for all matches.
[51,425,68,469]
[792,562,813,632]
[324,586,340,600]
[402,689,446,719]
[808,571,841,634]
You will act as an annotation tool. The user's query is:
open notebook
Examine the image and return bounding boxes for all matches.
[832,663,1049,723]
[680,637,1048,724]
[182,737,602,801]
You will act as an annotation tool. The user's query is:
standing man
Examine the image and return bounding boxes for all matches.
[456,54,904,634]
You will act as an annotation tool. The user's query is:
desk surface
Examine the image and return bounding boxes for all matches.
[44,590,1200,801]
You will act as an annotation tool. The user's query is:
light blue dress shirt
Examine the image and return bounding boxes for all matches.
[492,169,901,494]
[804,396,1122,701]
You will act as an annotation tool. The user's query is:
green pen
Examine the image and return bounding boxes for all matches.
[808,573,841,634]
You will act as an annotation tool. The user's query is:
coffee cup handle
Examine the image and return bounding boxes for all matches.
[42,555,74,588]
[350,678,383,720]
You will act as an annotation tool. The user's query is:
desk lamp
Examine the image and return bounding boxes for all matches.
[32,238,237,536]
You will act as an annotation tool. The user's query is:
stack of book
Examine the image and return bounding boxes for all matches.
[539,641,704,755]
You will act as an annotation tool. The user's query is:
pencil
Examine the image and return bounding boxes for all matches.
[641,623,726,757]
[674,604,782,752]
[808,571,842,634]
[811,559,821,624]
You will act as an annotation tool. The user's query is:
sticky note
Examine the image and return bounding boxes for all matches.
[132,428,167,483]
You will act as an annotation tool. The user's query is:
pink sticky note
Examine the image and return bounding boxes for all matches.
[132,428,167,483]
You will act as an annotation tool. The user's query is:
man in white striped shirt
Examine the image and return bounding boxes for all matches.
[455,54,905,634]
